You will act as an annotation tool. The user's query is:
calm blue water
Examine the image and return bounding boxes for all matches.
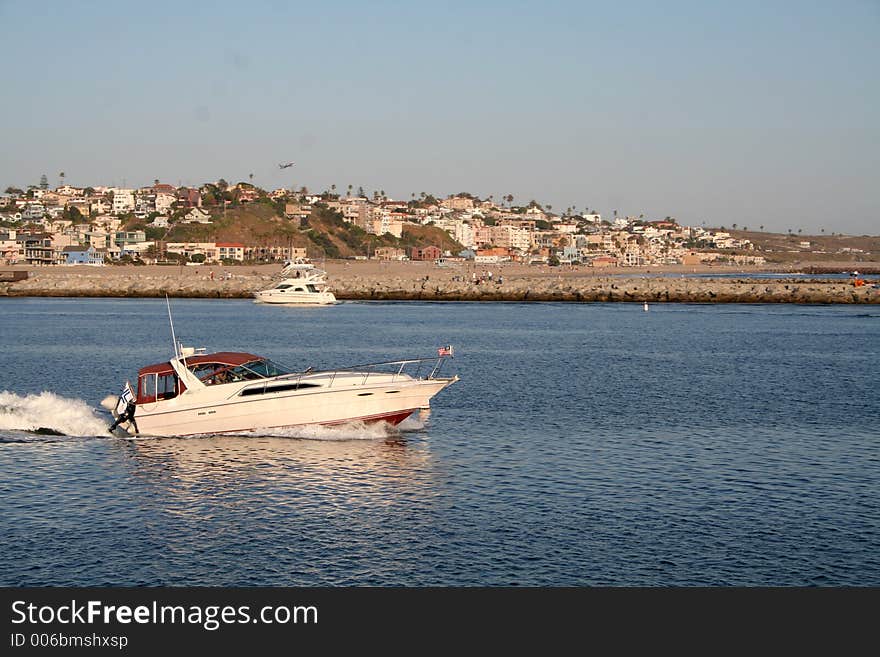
[1,298,878,586]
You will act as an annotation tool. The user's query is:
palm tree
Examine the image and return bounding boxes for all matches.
[154,179,160,186]
[249,173,254,185]
[760,225,764,231]
[59,171,65,187]
[347,184,353,197]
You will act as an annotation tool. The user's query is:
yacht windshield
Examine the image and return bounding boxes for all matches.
[234,359,293,379]
[187,358,293,385]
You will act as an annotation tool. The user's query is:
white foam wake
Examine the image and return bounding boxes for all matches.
[228,420,397,441]
[398,413,428,432]
[0,391,109,437]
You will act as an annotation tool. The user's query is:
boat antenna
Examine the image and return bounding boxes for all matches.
[165,294,180,359]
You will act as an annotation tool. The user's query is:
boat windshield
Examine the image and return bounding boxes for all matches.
[237,359,293,378]
[187,358,294,384]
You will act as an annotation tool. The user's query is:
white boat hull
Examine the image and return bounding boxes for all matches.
[254,290,337,305]
[128,375,455,437]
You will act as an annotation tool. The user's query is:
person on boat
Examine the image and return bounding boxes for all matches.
[109,399,139,434]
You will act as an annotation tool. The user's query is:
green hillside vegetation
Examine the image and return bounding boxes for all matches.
[303,205,462,258]
[124,199,462,260]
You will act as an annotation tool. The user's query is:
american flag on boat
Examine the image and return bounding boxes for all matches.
[437,345,454,357]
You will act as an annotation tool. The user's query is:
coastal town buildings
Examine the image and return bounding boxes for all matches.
[0,180,771,268]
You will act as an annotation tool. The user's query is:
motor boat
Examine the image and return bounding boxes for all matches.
[254,259,336,305]
[101,343,458,437]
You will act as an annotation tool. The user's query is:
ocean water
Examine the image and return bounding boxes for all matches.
[0,297,878,586]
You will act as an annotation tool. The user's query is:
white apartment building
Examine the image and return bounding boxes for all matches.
[370,216,403,238]
[455,222,475,250]
[155,192,176,214]
[490,225,531,252]
[111,189,135,215]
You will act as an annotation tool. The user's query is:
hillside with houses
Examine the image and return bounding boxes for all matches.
[1,178,876,267]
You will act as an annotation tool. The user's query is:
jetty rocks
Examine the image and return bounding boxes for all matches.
[1,263,878,303]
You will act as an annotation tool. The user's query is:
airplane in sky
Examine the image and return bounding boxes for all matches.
[278,162,295,169]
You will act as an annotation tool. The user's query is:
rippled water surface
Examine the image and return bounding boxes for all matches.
[1,298,878,585]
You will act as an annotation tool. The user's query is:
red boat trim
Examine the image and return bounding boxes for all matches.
[138,352,263,376]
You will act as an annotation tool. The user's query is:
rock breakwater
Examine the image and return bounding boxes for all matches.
[1,265,878,303]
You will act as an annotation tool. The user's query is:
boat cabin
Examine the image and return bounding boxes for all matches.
[135,352,293,403]
[271,282,322,294]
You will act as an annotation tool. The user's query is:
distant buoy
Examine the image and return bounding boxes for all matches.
[643,302,649,311]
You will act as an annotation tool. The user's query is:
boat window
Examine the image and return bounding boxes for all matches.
[239,382,321,396]
[189,363,217,379]
[235,359,294,379]
[157,373,179,400]
[276,284,292,290]
[189,362,236,385]
[138,373,157,403]
[138,371,181,402]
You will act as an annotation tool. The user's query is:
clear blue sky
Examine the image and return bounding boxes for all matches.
[1,0,877,234]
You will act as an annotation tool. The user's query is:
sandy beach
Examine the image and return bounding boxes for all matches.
[1,260,878,303]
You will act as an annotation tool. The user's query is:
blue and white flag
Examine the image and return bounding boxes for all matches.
[115,381,134,415]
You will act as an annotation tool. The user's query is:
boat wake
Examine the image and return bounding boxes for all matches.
[205,412,429,441]
[0,391,110,437]
[221,419,403,441]
[398,413,429,432]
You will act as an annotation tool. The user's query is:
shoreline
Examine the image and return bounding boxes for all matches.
[1,261,879,303]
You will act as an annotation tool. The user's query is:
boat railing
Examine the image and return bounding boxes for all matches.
[227,353,453,398]
[272,354,453,389]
